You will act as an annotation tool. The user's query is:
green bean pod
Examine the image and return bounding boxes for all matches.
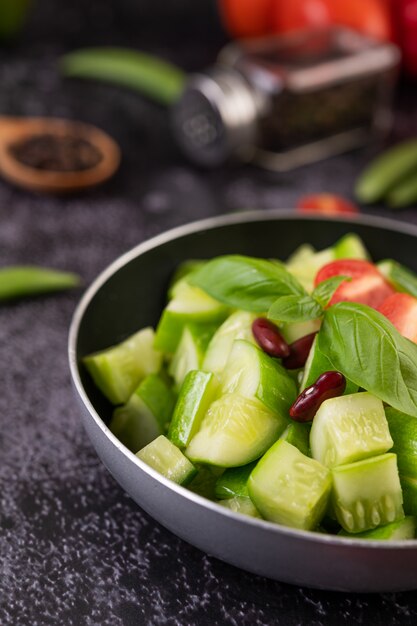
[0,266,80,301]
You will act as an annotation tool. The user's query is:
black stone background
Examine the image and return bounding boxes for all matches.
[1,1,417,624]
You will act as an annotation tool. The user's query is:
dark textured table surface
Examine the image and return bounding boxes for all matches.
[1,1,417,624]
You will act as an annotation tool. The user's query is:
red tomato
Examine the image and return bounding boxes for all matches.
[330,0,394,41]
[218,0,274,38]
[297,194,359,216]
[273,0,332,34]
[378,292,417,342]
[315,259,395,308]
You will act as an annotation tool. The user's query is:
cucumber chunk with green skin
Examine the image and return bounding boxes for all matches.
[331,453,404,533]
[185,394,285,467]
[84,327,162,405]
[137,435,197,485]
[338,516,415,540]
[287,248,335,293]
[219,496,262,518]
[110,374,176,452]
[280,318,322,344]
[168,260,206,300]
[202,311,256,376]
[400,476,417,516]
[248,440,331,530]
[300,335,358,395]
[169,324,217,389]
[220,339,297,418]
[279,422,310,457]
[188,466,222,500]
[168,370,218,448]
[385,407,417,478]
[215,462,257,499]
[310,393,393,468]
[154,282,228,354]
[334,234,370,261]
[377,260,417,298]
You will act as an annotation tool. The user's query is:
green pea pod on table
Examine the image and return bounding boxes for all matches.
[0,266,80,301]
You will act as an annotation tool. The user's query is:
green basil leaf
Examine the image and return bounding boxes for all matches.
[378,259,417,298]
[190,255,306,313]
[319,302,417,418]
[312,276,350,308]
[268,295,322,323]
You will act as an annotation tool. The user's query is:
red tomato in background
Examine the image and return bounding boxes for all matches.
[378,292,417,342]
[272,0,332,34]
[329,0,394,41]
[297,194,359,216]
[219,0,274,38]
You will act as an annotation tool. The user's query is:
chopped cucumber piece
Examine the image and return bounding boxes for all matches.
[110,373,176,452]
[310,393,393,468]
[202,310,256,376]
[334,234,370,260]
[248,440,331,530]
[331,453,404,533]
[186,394,284,467]
[401,476,417,516]
[279,422,310,457]
[168,260,206,299]
[219,496,262,518]
[136,435,197,485]
[188,466,222,500]
[220,339,297,418]
[280,319,322,344]
[377,259,417,298]
[301,335,358,395]
[385,407,417,478]
[169,323,216,389]
[286,244,316,266]
[339,516,415,540]
[84,327,162,404]
[287,247,335,293]
[168,370,218,448]
[215,462,257,499]
[154,282,228,354]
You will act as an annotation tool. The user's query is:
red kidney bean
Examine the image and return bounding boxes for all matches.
[252,317,290,359]
[283,332,318,370]
[289,371,346,422]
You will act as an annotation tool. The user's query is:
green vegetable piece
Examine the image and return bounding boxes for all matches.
[220,339,297,418]
[202,310,256,376]
[280,318,322,344]
[334,233,370,260]
[355,139,417,204]
[136,435,197,485]
[61,47,185,105]
[215,462,257,500]
[0,0,30,41]
[338,516,415,540]
[169,324,216,389]
[387,172,417,209]
[248,440,331,530]
[385,407,417,478]
[319,302,417,418]
[110,374,176,452]
[268,294,323,324]
[190,255,306,313]
[185,394,284,467]
[168,260,206,300]
[301,335,358,395]
[168,370,218,448]
[310,392,393,468]
[286,246,335,293]
[279,422,310,457]
[378,259,417,298]
[187,467,222,500]
[0,266,80,301]
[401,476,417,516]
[219,496,262,518]
[84,327,162,405]
[331,453,404,534]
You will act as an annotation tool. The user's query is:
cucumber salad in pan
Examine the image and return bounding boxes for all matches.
[84,233,417,541]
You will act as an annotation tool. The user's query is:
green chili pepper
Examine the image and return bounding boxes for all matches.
[60,48,186,106]
[0,266,81,301]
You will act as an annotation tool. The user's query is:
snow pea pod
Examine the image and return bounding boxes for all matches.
[0,266,80,301]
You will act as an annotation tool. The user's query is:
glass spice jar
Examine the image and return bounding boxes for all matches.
[172,28,400,171]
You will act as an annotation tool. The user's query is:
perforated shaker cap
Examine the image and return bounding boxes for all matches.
[172,67,259,167]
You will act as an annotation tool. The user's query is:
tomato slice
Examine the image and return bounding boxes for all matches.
[378,292,417,343]
[315,259,395,308]
[218,0,274,38]
[297,194,359,216]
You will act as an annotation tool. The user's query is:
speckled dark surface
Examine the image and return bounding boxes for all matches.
[1,1,417,624]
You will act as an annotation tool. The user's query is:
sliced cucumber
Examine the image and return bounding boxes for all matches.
[169,323,216,389]
[377,260,417,298]
[279,422,310,457]
[248,440,331,530]
[385,407,417,478]
[136,435,197,485]
[202,310,256,376]
[84,327,162,404]
[187,466,223,500]
[215,461,257,499]
[168,260,206,300]
[300,335,358,395]
[154,282,228,354]
[110,373,176,452]
[310,392,393,468]
[287,247,335,293]
[401,476,417,516]
[334,234,370,260]
[220,339,297,419]
[168,370,218,448]
[185,394,284,467]
[280,319,322,344]
[331,453,404,533]
[339,516,415,540]
[219,496,262,518]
